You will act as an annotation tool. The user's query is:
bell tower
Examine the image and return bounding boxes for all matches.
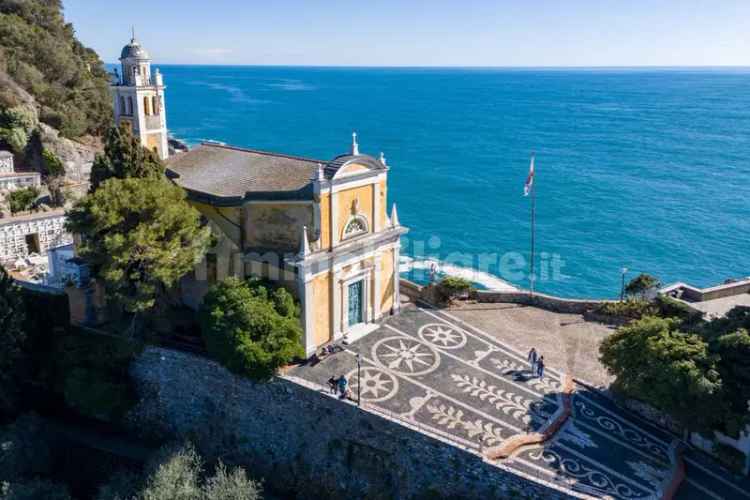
[111,29,169,160]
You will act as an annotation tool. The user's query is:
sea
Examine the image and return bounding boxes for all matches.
[137,65,750,299]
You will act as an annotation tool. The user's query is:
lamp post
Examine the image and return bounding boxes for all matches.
[620,267,629,302]
[356,352,362,407]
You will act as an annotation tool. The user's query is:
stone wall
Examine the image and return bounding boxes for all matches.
[399,278,423,302]
[473,289,612,315]
[661,278,750,303]
[0,211,71,261]
[128,347,571,500]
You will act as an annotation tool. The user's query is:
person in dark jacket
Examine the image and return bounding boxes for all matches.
[527,347,538,372]
[536,356,545,378]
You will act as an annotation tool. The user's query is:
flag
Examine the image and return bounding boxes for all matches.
[523,154,535,196]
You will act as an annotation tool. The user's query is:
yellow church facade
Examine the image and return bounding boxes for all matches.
[166,135,407,357]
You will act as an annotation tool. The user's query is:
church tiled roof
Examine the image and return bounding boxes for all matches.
[166,142,387,205]
[166,143,321,204]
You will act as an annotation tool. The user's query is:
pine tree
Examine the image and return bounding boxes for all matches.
[89,124,165,192]
[66,177,211,319]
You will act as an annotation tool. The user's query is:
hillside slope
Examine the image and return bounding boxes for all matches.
[0,0,112,140]
[0,0,107,185]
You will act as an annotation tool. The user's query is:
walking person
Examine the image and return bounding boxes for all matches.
[527,347,538,373]
[327,376,338,394]
[338,375,348,399]
[537,356,545,378]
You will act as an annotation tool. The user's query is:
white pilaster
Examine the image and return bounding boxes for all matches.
[332,269,342,338]
[298,266,316,357]
[393,243,401,314]
[330,190,339,247]
[373,254,382,320]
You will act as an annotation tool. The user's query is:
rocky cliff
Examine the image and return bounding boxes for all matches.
[0,69,100,183]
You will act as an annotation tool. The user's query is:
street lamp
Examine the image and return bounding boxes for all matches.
[620,267,629,302]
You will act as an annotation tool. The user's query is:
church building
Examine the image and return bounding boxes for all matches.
[111,33,169,160]
[167,136,408,357]
[110,34,408,356]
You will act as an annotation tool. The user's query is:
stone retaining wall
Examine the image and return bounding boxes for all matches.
[473,289,613,315]
[127,347,571,500]
[399,279,423,302]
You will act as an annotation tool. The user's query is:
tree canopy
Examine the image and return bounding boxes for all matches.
[200,277,304,380]
[624,273,661,299]
[0,265,25,414]
[89,125,165,192]
[0,0,112,138]
[96,442,262,500]
[65,177,211,315]
[600,316,725,431]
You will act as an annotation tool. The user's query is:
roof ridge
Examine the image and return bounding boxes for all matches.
[201,142,326,165]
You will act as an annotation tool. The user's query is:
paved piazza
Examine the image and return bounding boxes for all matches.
[289,307,750,499]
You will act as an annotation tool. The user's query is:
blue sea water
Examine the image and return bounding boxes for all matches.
[148,65,750,298]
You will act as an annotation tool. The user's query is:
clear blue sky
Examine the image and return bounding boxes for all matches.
[63,0,750,66]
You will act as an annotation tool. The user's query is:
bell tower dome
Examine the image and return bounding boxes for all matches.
[110,29,169,160]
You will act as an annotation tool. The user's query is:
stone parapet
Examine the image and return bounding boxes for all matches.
[473,289,613,315]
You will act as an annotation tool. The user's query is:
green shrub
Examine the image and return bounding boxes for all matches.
[7,186,38,214]
[652,295,705,329]
[0,106,35,153]
[595,299,657,320]
[200,277,304,380]
[41,148,64,177]
[624,273,661,299]
[713,442,745,474]
[438,276,473,301]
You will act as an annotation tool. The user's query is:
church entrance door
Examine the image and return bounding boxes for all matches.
[347,280,364,327]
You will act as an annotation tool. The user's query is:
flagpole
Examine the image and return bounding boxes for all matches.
[530,166,536,298]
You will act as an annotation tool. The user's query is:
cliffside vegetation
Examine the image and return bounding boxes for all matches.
[0,0,112,143]
[0,265,25,415]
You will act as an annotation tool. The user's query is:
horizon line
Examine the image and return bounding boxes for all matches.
[104,62,750,70]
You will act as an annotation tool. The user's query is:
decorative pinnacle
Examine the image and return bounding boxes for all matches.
[379,152,387,166]
[390,203,400,227]
[299,225,311,257]
[316,163,325,181]
[351,131,359,155]
[131,26,136,42]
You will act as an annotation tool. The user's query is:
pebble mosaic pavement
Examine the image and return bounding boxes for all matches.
[290,307,750,499]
